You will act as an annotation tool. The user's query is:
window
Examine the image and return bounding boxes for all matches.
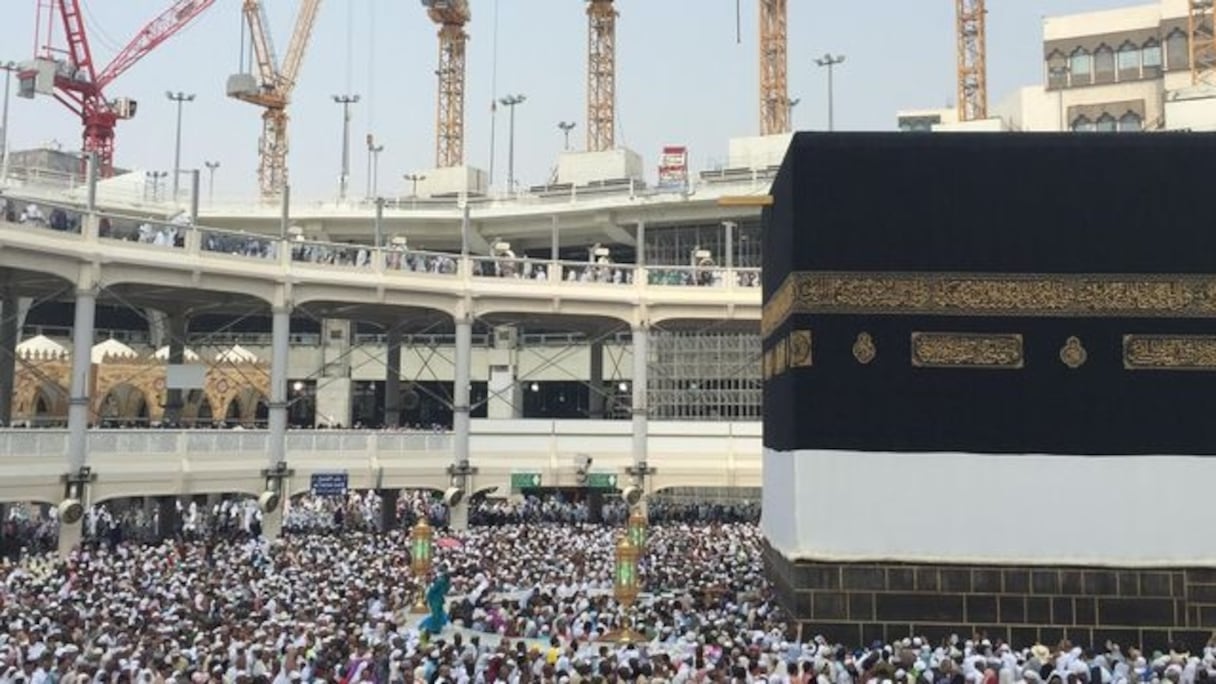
[1046,51,1069,88]
[1119,112,1143,132]
[1143,39,1163,71]
[1070,48,1093,84]
[1095,45,1115,81]
[1117,42,1141,78]
[1167,29,1189,70]
[1072,116,1096,133]
[1096,114,1117,132]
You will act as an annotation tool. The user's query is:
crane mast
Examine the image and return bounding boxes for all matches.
[425,0,471,168]
[1189,0,1216,85]
[758,0,789,136]
[25,0,215,177]
[586,0,617,152]
[230,0,322,200]
[956,0,988,121]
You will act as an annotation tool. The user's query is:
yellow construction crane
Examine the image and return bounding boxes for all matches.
[758,0,789,136]
[1188,0,1216,85]
[956,0,988,121]
[424,0,471,168]
[228,0,323,200]
[586,0,617,152]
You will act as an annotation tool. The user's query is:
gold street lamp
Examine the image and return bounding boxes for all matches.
[602,533,646,645]
[628,509,648,549]
[411,517,434,612]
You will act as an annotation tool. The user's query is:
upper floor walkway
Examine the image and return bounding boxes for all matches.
[0,190,761,327]
[0,419,761,505]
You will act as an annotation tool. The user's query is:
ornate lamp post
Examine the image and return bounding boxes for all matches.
[602,533,646,644]
[411,516,434,611]
[628,508,648,549]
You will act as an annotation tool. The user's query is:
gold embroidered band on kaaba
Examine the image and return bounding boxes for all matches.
[1124,335,1216,370]
[762,271,1216,338]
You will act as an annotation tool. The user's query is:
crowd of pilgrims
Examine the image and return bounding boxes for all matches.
[1,492,1212,684]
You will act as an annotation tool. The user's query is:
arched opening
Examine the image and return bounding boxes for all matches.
[98,384,150,427]
[1142,38,1163,74]
[1070,48,1093,85]
[1096,113,1118,132]
[1117,41,1141,80]
[1166,29,1189,71]
[1094,44,1115,82]
[184,390,214,428]
[1119,111,1143,133]
[1072,115,1096,133]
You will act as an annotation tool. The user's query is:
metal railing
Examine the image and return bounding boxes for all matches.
[0,190,766,300]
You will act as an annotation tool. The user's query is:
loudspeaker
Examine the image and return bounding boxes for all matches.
[258,490,281,514]
[622,486,644,507]
[57,498,84,525]
[444,487,465,507]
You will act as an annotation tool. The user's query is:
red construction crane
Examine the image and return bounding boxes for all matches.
[20,0,216,177]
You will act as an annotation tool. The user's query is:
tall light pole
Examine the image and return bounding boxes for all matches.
[1,61,17,182]
[365,134,385,199]
[333,94,361,202]
[558,121,577,151]
[204,161,220,205]
[787,98,801,130]
[166,91,196,201]
[404,173,426,198]
[814,54,846,131]
[499,94,526,193]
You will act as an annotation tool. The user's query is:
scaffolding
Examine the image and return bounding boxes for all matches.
[648,331,762,420]
[642,220,762,267]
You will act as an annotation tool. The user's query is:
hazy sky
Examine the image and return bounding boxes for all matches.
[1,0,1136,201]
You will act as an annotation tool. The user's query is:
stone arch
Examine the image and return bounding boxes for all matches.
[183,390,215,427]
[97,383,152,425]
[225,388,268,427]
[14,379,67,426]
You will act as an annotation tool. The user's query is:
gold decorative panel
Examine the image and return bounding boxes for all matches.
[1123,334,1216,370]
[1059,336,1088,369]
[911,332,1024,369]
[763,271,1216,338]
[773,338,788,376]
[852,332,876,365]
[788,330,813,368]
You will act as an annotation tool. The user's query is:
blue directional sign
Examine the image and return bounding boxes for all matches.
[310,472,348,497]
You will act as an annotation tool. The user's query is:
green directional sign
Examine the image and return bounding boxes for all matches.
[587,472,619,489]
[510,472,543,492]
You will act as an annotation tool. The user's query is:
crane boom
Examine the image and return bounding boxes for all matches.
[281,0,322,91]
[758,0,789,136]
[96,0,216,89]
[425,0,471,168]
[956,0,988,121]
[241,1,278,88]
[232,0,323,199]
[586,0,616,152]
[30,0,216,177]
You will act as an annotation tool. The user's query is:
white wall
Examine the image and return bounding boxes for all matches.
[763,448,1216,568]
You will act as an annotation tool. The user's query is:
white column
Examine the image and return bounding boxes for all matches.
[315,319,352,428]
[450,315,472,530]
[631,326,649,478]
[60,283,96,557]
[262,306,290,540]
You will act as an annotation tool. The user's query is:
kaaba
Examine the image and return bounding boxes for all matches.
[762,132,1216,650]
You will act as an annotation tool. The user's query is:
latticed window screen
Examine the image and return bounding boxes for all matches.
[646,331,762,420]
